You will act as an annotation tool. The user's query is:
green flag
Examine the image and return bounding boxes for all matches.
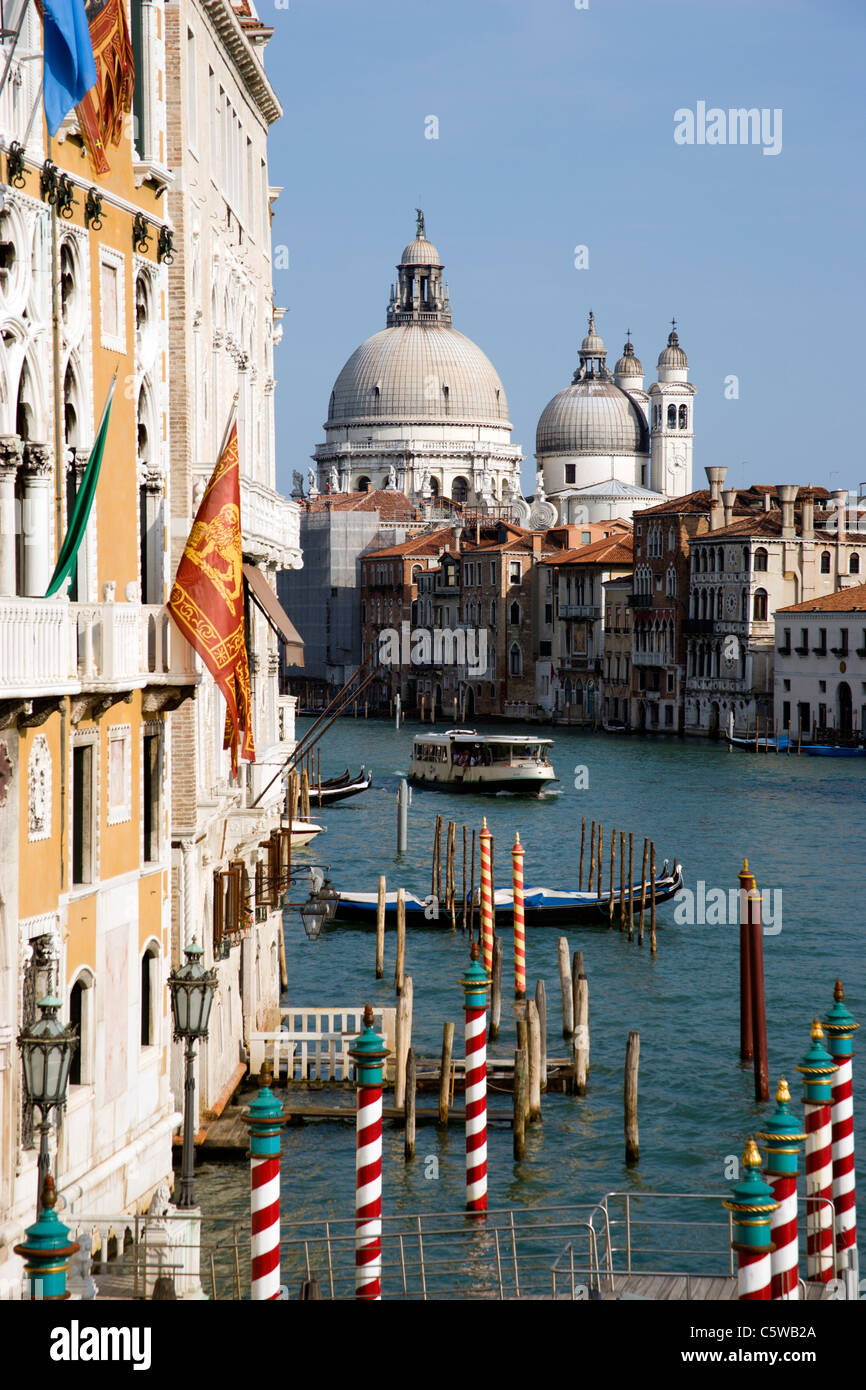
[45,373,116,598]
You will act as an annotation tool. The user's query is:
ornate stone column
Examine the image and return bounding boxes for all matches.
[20,443,53,598]
[0,436,23,596]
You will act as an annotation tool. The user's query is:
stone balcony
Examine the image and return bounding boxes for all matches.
[0,598,198,723]
[192,470,301,568]
[632,650,668,667]
[559,603,601,620]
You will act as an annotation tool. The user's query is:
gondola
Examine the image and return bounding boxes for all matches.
[724,732,792,753]
[309,766,373,805]
[332,863,684,927]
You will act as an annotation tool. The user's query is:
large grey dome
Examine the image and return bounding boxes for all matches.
[536,379,649,457]
[327,324,511,426]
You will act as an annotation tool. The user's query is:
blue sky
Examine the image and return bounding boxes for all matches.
[265,0,866,500]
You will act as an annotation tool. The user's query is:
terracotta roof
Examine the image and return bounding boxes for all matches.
[637,489,713,517]
[691,514,839,541]
[541,534,634,567]
[777,583,866,614]
[363,528,454,560]
[306,489,419,521]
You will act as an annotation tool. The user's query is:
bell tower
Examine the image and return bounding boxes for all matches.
[387,210,452,327]
[649,320,696,498]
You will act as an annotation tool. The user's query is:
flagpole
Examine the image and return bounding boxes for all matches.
[48,132,65,582]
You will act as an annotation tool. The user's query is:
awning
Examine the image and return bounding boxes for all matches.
[243,563,304,666]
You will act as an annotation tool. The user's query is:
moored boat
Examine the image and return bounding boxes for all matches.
[333,863,684,926]
[285,819,324,847]
[310,766,373,805]
[409,729,557,796]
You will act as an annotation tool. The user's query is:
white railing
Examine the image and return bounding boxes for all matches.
[191,470,300,562]
[75,602,142,688]
[0,598,198,698]
[633,650,666,667]
[250,1006,397,1082]
[0,597,78,696]
[559,603,600,620]
[141,605,198,683]
[277,693,297,745]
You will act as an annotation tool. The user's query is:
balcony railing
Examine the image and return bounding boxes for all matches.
[633,650,667,667]
[193,469,300,564]
[559,603,601,620]
[0,598,198,700]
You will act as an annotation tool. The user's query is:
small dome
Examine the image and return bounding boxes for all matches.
[400,237,442,267]
[536,379,649,457]
[615,340,643,377]
[580,311,605,356]
[658,326,688,369]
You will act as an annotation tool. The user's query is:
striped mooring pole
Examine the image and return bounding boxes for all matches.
[244,1066,286,1300]
[348,1005,389,1299]
[723,1138,779,1300]
[756,1078,807,1300]
[13,1176,79,1300]
[511,831,526,1000]
[479,818,494,975]
[461,941,490,1214]
[795,1018,838,1283]
[822,979,859,1289]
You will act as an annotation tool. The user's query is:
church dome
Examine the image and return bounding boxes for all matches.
[536,379,649,456]
[658,326,688,370]
[327,324,510,425]
[615,339,643,378]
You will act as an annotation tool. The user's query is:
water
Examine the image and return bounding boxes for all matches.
[196,718,866,1281]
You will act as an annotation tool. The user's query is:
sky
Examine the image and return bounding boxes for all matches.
[264,0,866,502]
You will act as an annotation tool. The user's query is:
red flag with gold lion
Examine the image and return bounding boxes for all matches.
[168,424,255,776]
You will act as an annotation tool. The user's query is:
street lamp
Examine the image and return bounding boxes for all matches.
[17,996,78,1215]
[167,941,217,1210]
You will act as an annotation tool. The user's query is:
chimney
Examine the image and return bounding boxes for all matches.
[721,488,737,528]
[800,489,815,542]
[762,492,772,512]
[831,488,847,541]
[777,484,798,539]
[705,466,727,531]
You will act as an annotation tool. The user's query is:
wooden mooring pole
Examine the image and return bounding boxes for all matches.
[574,971,589,1096]
[535,979,547,1093]
[404,1048,416,1160]
[558,936,573,1038]
[489,935,503,1041]
[375,874,386,979]
[625,1030,640,1165]
[438,1021,454,1128]
[395,887,406,995]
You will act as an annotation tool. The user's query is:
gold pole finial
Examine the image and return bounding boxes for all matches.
[742,1137,762,1169]
[834,979,845,1002]
[776,1077,791,1104]
[810,1017,824,1042]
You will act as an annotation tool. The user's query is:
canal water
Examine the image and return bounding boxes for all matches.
[196,718,866,1287]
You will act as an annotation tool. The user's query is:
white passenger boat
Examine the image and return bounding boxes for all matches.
[408,729,556,796]
[284,819,324,847]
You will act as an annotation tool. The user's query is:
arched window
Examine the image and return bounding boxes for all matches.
[716,589,723,619]
[678,404,688,429]
[753,588,768,621]
[357,476,372,493]
[451,476,468,505]
[141,944,160,1047]
[754,548,768,572]
[509,643,522,676]
[850,553,860,575]
[69,972,95,1086]
[820,551,831,574]
[740,588,747,622]
[428,477,440,498]
[667,404,677,429]
[742,548,749,571]
[509,601,520,626]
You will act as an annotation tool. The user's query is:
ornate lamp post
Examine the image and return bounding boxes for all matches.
[17,995,78,1215]
[168,941,217,1210]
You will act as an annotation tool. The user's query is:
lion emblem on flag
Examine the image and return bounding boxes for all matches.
[186,502,242,606]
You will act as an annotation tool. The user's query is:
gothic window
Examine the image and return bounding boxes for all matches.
[509,643,522,676]
[753,588,768,622]
[667,404,677,429]
[754,548,768,572]
[678,405,688,429]
[717,589,723,619]
[820,551,831,574]
[741,589,748,622]
[850,554,860,574]
[141,945,159,1047]
[69,970,94,1087]
[509,601,520,626]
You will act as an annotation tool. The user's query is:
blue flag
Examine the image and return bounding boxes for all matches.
[42,0,98,137]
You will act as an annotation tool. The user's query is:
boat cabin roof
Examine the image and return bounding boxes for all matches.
[413,729,553,747]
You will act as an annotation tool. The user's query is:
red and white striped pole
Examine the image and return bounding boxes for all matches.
[795,1019,838,1284]
[756,1078,806,1299]
[723,1138,779,1300]
[461,942,490,1214]
[512,831,525,1000]
[349,1005,389,1300]
[479,818,494,975]
[243,1067,285,1300]
[823,980,859,1289]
